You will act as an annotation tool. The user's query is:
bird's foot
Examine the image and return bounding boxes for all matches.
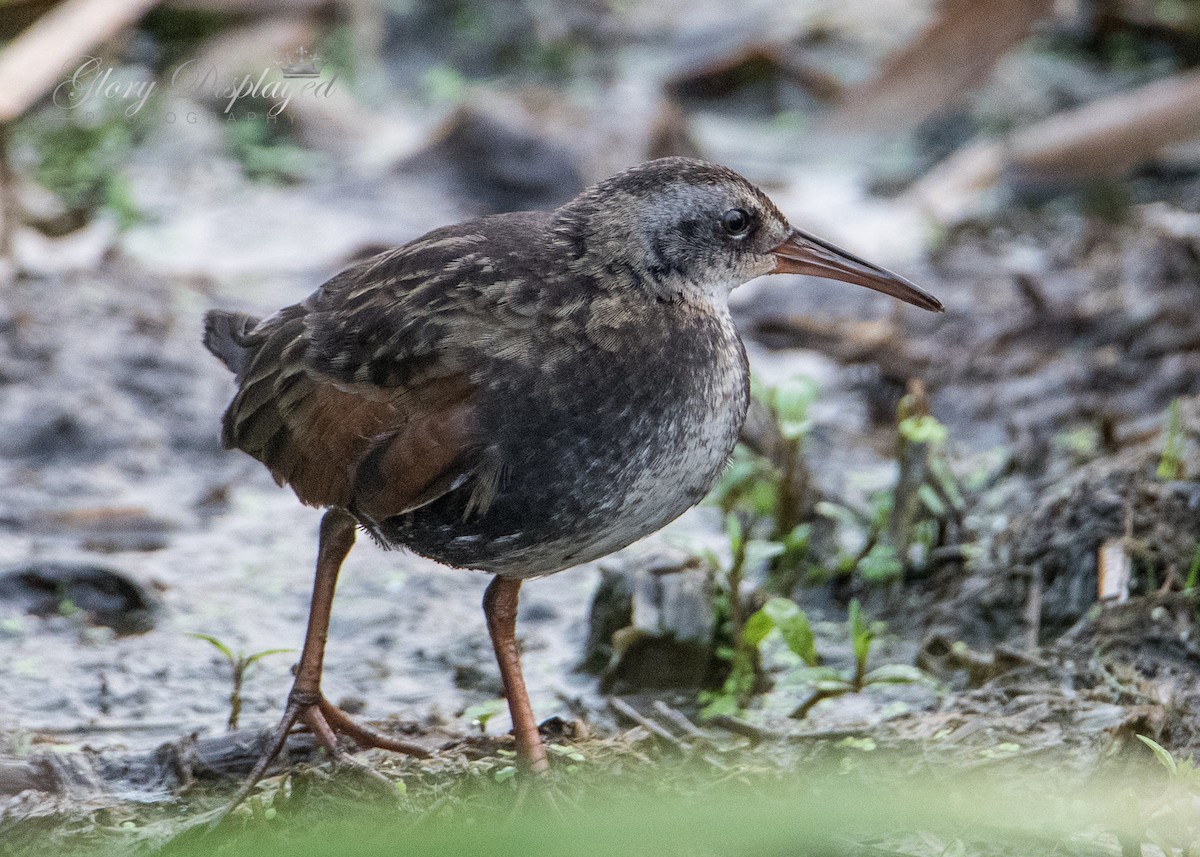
[218,688,429,822]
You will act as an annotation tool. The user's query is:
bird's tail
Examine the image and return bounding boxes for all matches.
[202,310,260,377]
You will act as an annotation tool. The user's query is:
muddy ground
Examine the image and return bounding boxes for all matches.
[1,1,1200,854]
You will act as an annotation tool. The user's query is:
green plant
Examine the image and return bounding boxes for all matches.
[789,599,932,719]
[708,375,821,593]
[462,699,506,734]
[1136,735,1200,854]
[225,118,326,184]
[697,514,772,719]
[191,633,292,731]
[1185,543,1200,593]
[14,110,144,227]
[696,512,805,717]
[710,376,818,526]
[821,404,963,587]
[743,596,818,666]
[1158,398,1185,480]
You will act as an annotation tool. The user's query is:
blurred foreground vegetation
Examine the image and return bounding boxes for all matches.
[4,737,1196,857]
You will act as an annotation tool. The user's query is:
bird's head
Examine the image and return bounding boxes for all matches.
[555,157,942,312]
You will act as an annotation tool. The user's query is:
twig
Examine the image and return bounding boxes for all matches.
[606,698,685,751]
[710,715,871,744]
[651,701,710,742]
[708,714,777,744]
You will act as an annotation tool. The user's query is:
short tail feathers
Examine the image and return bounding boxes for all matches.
[203,310,260,376]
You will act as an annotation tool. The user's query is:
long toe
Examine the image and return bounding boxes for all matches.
[316,697,431,757]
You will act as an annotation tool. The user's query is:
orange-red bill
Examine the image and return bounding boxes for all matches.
[770,229,943,313]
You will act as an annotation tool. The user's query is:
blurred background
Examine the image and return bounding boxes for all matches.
[1,0,1200,842]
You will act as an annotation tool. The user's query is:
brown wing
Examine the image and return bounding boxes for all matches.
[218,212,560,520]
[221,303,482,521]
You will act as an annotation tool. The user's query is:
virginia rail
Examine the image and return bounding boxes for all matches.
[203,157,941,788]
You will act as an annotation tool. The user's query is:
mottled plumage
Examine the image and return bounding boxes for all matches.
[205,159,794,576]
[203,157,941,785]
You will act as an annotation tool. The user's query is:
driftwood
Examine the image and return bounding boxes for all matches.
[1005,67,1200,180]
[909,67,1200,222]
[0,0,163,124]
[0,728,319,799]
[828,0,1054,132]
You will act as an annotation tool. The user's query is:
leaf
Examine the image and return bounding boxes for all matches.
[782,523,812,551]
[797,666,844,683]
[241,648,294,668]
[863,664,932,685]
[838,736,876,752]
[1137,735,1179,776]
[858,542,903,583]
[929,456,964,510]
[778,418,812,442]
[1186,542,1200,592]
[761,597,799,622]
[742,608,775,649]
[898,414,948,446]
[698,693,739,720]
[762,598,818,666]
[1157,398,1184,480]
[813,679,853,693]
[773,376,821,426]
[979,743,1021,760]
[189,633,235,663]
[463,699,507,733]
[848,600,873,669]
[698,548,723,573]
[744,540,786,569]
[724,514,745,554]
[815,500,865,526]
[917,483,946,517]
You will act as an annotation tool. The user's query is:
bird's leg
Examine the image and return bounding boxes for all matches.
[483,576,550,775]
[223,509,427,816]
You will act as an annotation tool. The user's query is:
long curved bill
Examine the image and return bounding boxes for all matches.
[770,229,944,312]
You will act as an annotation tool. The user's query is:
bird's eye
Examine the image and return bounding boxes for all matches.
[720,208,752,238]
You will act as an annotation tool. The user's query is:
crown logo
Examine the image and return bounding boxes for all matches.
[277,47,322,79]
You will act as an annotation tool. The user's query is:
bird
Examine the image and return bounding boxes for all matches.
[202,156,942,791]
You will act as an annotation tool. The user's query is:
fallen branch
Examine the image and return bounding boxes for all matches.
[0,728,321,798]
[0,0,162,123]
[828,0,1054,132]
[909,67,1200,222]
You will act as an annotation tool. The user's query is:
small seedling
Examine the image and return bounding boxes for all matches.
[190,633,292,731]
[1136,736,1200,854]
[698,513,771,718]
[462,699,507,735]
[743,596,819,667]
[789,600,933,719]
[1185,543,1200,593]
[1158,398,1185,480]
[708,374,820,546]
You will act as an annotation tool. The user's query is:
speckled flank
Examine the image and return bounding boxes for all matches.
[385,294,750,577]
